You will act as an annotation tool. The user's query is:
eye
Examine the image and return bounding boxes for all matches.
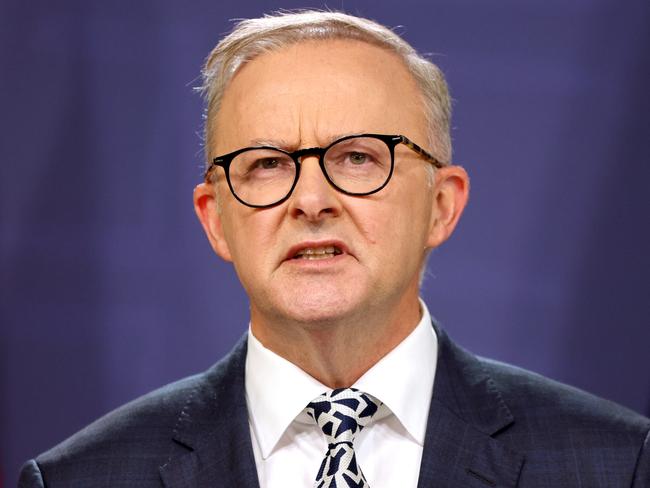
[326,137,387,170]
[240,153,294,179]
[255,157,282,170]
[348,152,370,165]
[241,153,293,174]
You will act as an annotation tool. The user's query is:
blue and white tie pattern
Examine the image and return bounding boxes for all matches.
[306,388,381,488]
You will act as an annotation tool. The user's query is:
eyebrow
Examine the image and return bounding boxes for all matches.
[247,132,366,151]
[248,138,294,149]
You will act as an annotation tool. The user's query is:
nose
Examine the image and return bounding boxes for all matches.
[287,156,342,221]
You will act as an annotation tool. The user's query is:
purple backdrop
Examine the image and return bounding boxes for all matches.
[2,0,649,486]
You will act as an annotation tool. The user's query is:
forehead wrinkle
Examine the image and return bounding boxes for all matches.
[234,101,303,151]
[305,102,369,148]
[295,98,360,149]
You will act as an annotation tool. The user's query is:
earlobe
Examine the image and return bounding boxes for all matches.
[193,183,233,262]
[426,166,470,249]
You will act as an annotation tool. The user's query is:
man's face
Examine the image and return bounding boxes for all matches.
[195,40,467,331]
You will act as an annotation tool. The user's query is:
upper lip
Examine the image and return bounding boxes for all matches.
[285,240,351,261]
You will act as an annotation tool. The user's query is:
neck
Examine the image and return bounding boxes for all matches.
[250,295,422,388]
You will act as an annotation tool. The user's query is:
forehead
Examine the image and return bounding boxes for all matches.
[212,39,428,154]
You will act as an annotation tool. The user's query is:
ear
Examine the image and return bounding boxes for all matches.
[193,182,233,262]
[426,165,470,249]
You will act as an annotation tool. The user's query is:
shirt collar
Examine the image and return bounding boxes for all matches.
[245,299,438,458]
[352,299,437,445]
[245,332,327,459]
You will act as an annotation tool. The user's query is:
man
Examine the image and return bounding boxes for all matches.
[19,10,649,488]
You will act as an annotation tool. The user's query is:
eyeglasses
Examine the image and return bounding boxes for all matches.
[204,133,443,208]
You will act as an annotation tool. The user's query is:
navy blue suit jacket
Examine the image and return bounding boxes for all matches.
[19,326,650,487]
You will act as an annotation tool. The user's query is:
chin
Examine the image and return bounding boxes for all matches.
[277,289,361,326]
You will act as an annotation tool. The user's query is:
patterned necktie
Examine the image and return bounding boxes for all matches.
[306,388,381,488]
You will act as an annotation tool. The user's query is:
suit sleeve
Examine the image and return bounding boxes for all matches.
[18,459,45,488]
[632,428,650,487]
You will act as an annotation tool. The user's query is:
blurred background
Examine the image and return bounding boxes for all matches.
[1,0,649,485]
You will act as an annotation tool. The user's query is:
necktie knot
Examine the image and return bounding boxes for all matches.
[306,388,381,487]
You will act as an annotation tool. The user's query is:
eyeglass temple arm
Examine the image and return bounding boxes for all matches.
[204,164,215,181]
[204,156,227,181]
[398,135,445,168]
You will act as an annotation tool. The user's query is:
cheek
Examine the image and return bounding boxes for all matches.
[222,207,284,269]
[354,201,423,261]
[361,185,432,265]
[356,213,381,246]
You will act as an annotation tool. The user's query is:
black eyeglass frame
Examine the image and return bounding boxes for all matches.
[204,133,444,209]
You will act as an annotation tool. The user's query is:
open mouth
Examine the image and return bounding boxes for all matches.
[292,246,343,260]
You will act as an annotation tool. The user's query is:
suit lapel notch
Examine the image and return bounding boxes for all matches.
[159,337,260,488]
[432,326,515,436]
[417,324,524,487]
[417,400,524,487]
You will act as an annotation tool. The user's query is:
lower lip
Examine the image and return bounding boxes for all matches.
[284,252,350,269]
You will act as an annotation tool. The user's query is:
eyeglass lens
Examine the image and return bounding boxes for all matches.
[227,136,392,207]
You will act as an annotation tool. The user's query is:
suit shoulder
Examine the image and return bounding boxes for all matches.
[35,372,203,467]
[479,356,650,434]
[25,338,248,487]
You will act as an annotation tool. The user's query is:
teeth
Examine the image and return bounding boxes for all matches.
[294,246,342,259]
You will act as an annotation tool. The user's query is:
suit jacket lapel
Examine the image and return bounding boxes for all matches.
[417,325,525,487]
[157,323,525,487]
[159,337,260,488]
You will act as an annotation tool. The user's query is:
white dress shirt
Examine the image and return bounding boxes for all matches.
[245,299,438,487]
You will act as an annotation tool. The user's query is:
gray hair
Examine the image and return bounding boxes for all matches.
[198,10,452,167]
